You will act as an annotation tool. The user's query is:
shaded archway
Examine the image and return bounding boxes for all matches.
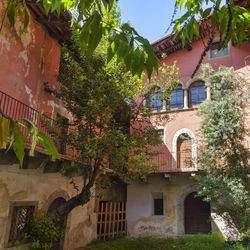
[48,197,67,250]
[184,192,211,234]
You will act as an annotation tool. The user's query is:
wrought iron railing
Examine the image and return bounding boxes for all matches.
[0,90,71,156]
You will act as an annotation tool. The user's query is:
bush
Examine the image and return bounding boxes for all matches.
[25,213,63,250]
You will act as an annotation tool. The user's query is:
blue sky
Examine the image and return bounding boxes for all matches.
[118,0,183,43]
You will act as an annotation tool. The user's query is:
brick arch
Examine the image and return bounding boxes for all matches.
[172,128,197,169]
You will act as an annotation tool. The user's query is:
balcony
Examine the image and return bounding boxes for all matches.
[0,90,74,158]
[146,146,197,173]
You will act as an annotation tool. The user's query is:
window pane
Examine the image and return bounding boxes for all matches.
[154,199,163,215]
[170,90,183,109]
[156,94,162,111]
[150,93,162,111]
[191,89,198,105]
[198,88,206,103]
[9,206,35,245]
[210,42,229,58]
[176,90,183,108]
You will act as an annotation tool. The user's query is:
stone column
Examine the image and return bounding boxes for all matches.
[207,86,211,100]
[162,100,166,111]
[184,89,188,109]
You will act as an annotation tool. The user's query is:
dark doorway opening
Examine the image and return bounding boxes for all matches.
[48,197,67,250]
[184,192,211,234]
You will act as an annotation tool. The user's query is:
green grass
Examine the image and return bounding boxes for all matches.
[85,233,249,250]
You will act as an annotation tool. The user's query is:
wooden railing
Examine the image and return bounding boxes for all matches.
[96,201,127,240]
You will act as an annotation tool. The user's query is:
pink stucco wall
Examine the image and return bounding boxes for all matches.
[161,38,250,86]
[0,2,63,119]
[145,37,250,173]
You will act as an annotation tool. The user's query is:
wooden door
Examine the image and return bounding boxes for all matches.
[184,192,211,234]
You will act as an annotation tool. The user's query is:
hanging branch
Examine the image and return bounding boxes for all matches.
[191,26,216,78]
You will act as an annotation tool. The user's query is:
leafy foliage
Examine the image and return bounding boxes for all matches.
[0,113,60,167]
[45,34,179,215]
[173,0,249,48]
[7,0,30,32]
[25,213,63,250]
[170,0,250,77]
[196,64,250,236]
[5,0,158,79]
[6,1,249,79]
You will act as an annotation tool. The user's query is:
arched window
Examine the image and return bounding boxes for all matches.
[147,86,163,112]
[177,133,192,168]
[189,81,206,107]
[170,84,184,109]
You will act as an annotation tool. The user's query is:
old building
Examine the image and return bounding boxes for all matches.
[0,1,96,249]
[127,27,250,237]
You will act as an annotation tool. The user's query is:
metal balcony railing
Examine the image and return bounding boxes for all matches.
[0,90,72,157]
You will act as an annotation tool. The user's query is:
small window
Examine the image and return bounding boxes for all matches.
[210,42,229,59]
[153,192,163,215]
[8,206,35,246]
[189,81,206,107]
[147,128,164,145]
[169,84,183,109]
[157,129,164,143]
[147,86,163,112]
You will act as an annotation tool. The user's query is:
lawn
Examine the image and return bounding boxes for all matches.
[85,233,249,250]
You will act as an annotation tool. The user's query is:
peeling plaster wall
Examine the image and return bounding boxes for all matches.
[127,174,198,237]
[0,165,96,250]
[0,1,63,118]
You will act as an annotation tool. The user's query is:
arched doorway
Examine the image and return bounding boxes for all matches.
[48,197,67,250]
[184,192,211,234]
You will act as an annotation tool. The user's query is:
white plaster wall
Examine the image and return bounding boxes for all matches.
[0,164,96,250]
[127,173,197,237]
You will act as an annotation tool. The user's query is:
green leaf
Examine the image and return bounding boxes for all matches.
[220,10,228,40]
[21,118,39,156]
[211,12,218,25]
[102,0,114,11]
[43,0,52,14]
[80,0,93,13]
[186,21,193,42]
[107,44,115,63]
[7,1,19,27]
[0,117,9,148]
[116,40,129,63]
[37,132,60,159]
[193,18,199,37]
[87,12,103,55]
[181,31,186,48]
[51,0,60,13]
[11,122,25,168]
[22,3,31,33]
[124,50,132,71]
[202,7,212,18]
[131,47,140,76]
[145,56,153,79]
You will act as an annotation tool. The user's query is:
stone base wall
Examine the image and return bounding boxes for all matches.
[0,164,96,250]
